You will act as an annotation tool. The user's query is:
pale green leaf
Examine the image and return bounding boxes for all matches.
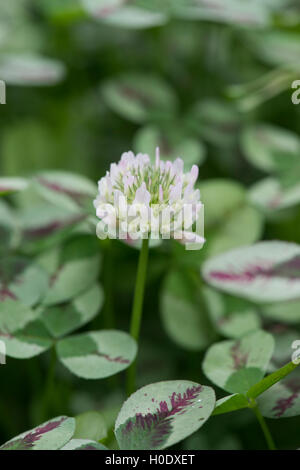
[57,330,137,379]
[203,330,274,394]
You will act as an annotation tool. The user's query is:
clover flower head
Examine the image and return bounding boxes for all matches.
[94,149,204,247]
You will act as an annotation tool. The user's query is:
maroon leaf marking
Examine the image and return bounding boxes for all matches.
[271,378,300,418]
[121,86,153,109]
[231,342,248,370]
[1,417,66,450]
[272,394,299,418]
[94,0,128,18]
[94,351,130,364]
[209,256,300,284]
[50,265,64,287]
[95,6,119,17]
[0,329,14,339]
[268,195,282,209]
[0,259,27,302]
[23,214,85,240]
[38,178,91,205]
[0,288,17,301]
[122,386,203,448]
[0,187,13,193]
[22,417,66,446]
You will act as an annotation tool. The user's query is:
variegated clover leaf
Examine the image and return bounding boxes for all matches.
[115,380,215,450]
[203,330,274,394]
[0,416,75,450]
[56,330,137,379]
[202,241,300,302]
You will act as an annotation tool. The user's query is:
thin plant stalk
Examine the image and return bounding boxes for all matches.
[103,238,115,329]
[126,238,149,396]
[250,398,276,450]
[42,347,57,420]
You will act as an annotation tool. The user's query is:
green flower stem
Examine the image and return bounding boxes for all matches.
[42,346,57,420]
[104,238,115,329]
[249,398,276,450]
[126,238,149,396]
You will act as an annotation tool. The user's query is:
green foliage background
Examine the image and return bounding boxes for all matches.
[0,0,300,450]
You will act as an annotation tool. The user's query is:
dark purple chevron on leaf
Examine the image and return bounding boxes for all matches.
[118,386,203,449]
[1,417,66,450]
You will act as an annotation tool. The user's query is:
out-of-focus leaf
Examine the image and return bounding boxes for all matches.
[246,31,300,67]
[115,380,215,450]
[82,1,167,29]
[0,53,66,86]
[160,271,216,351]
[134,124,206,168]
[56,330,137,379]
[249,177,300,213]
[187,99,241,148]
[257,365,300,419]
[0,319,53,359]
[202,241,300,302]
[0,416,75,450]
[262,299,300,324]
[34,171,97,213]
[200,179,263,257]
[172,0,271,27]
[73,411,107,441]
[41,284,104,338]
[0,200,19,255]
[19,203,87,255]
[0,257,48,307]
[241,123,300,173]
[206,289,261,339]
[0,177,28,195]
[0,0,44,52]
[101,73,178,123]
[203,330,274,394]
[42,234,101,306]
[0,299,39,333]
[268,327,299,372]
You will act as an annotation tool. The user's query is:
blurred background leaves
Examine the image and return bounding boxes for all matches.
[1,0,300,450]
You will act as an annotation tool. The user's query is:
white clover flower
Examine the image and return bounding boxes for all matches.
[94,149,204,248]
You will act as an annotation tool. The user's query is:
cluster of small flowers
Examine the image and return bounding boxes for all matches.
[94,149,204,248]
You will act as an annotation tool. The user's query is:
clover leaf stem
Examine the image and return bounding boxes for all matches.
[250,398,276,450]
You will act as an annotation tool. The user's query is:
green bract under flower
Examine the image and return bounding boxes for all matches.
[94,149,204,247]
